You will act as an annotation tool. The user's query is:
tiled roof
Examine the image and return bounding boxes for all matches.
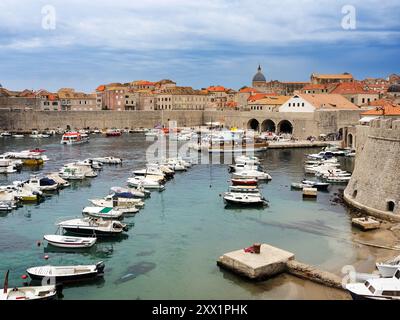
[299,94,359,110]
[207,86,227,92]
[361,103,400,116]
[96,85,106,92]
[239,87,260,93]
[302,84,329,91]
[330,82,375,94]
[247,93,277,102]
[249,95,290,105]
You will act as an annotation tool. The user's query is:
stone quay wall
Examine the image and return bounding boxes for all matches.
[0,110,204,131]
[344,118,400,220]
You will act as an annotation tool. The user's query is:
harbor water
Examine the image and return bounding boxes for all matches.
[0,134,357,299]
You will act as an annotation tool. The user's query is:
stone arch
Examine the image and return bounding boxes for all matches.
[347,133,353,148]
[261,119,276,133]
[277,120,293,134]
[387,201,396,212]
[247,118,260,132]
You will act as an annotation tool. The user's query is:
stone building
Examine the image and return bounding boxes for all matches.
[58,88,97,111]
[344,118,400,219]
[251,65,308,95]
[329,82,380,106]
[247,95,290,112]
[0,88,39,110]
[310,72,354,84]
[156,86,209,110]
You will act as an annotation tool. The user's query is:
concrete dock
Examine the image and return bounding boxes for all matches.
[268,140,331,149]
[217,244,295,280]
[352,216,381,231]
[217,243,345,289]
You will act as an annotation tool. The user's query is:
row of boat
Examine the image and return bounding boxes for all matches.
[223,155,270,207]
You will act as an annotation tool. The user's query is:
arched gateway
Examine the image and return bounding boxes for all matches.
[261,119,276,132]
[247,119,260,132]
[277,120,293,134]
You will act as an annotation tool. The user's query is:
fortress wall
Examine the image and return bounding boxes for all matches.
[0,110,204,131]
[344,118,400,219]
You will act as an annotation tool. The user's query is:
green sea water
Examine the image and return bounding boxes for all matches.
[0,134,357,299]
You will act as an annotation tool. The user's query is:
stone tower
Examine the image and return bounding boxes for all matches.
[344,118,400,219]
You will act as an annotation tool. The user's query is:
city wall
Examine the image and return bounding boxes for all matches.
[0,110,204,131]
[344,118,400,221]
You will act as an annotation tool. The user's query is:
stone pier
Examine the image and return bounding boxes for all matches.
[217,243,345,290]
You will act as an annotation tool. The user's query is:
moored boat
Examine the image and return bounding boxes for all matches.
[82,206,125,220]
[58,217,128,236]
[60,132,89,145]
[27,261,105,283]
[43,234,96,248]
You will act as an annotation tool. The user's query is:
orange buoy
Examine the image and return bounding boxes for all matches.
[21,274,28,280]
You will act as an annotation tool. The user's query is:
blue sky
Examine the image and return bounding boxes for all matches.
[0,0,399,92]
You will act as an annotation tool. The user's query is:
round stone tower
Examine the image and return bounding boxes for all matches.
[344,118,400,220]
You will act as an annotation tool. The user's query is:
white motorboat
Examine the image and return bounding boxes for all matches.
[46,173,70,188]
[0,187,18,210]
[346,269,400,300]
[325,175,351,183]
[58,217,128,236]
[25,175,58,191]
[0,132,12,137]
[59,167,85,180]
[228,185,261,194]
[110,186,150,198]
[223,192,268,206]
[232,170,272,181]
[133,167,167,180]
[89,195,144,208]
[90,157,122,164]
[27,261,105,282]
[301,180,330,191]
[82,206,124,220]
[12,134,24,138]
[0,165,16,174]
[1,271,58,300]
[306,151,335,160]
[63,162,97,178]
[60,132,89,145]
[127,177,165,190]
[234,155,260,165]
[44,234,96,248]
[229,163,262,173]
[290,182,312,190]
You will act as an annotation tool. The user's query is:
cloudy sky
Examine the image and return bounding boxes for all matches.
[0,0,399,92]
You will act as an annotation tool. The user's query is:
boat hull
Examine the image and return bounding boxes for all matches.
[27,270,102,283]
[62,227,124,237]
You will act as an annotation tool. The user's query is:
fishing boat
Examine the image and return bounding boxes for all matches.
[4,182,42,202]
[43,234,96,248]
[58,217,128,236]
[82,206,124,220]
[231,178,258,186]
[223,192,268,207]
[127,177,165,190]
[232,170,272,181]
[1,271,58,300]
[346,269,400,300]
[106,128,122,137]
[301,180,330,191]
[27,261,105,283]
[60,132,89,145]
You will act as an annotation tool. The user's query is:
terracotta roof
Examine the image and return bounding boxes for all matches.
[226,101,237,107]
[298,94,359,110]
[247,93,277,102]
[160,86,207,95]
[302,84,329,91]
[96,85,106,92]
[134,80,155,86]
[361,103,400,116]
[239,87,260,93]
[207,86,227,92]
[249,95,290,105]
[330,82,376,94]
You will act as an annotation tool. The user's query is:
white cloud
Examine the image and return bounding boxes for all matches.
[0,0,398,51]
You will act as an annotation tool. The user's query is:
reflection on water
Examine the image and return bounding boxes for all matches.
[0,135,356,299]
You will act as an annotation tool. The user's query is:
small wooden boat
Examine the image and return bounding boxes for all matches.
[0,271,59,300]
[231,178,258,186]
[27,261,105,283]
[43,234,96,248]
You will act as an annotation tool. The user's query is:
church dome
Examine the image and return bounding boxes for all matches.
[388,83,400,93]
[252,65,266,82]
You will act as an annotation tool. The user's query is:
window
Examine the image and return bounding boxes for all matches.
[387,201,395,212]
[368,286,376,294]
[302,103,304,107]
